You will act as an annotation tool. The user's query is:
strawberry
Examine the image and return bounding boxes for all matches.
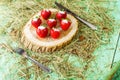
[41,9,51,20]
[56,11,67,21]
[47,19,57,28]
[36,26,48,38]
[60,19,71,31]
[31,17,42,28]
[50,28,60,39]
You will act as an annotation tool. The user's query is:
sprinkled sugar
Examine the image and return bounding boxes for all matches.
[59,11,65,14]
[53,28,60,31]
[49,19,55,22]
[62,20,68,23]
[38,26,46,30]
[32,18,38,21]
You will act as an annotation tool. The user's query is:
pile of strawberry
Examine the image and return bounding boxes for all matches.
[31,9,71,39]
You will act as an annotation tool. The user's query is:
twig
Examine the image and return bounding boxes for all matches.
[111,32,120,68]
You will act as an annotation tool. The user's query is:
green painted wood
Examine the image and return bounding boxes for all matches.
[0,1,120,80]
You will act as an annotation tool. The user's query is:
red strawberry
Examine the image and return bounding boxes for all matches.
[47,19,57,28]
[60,19,71,31]
[31,17,42,28]
[56,11,67,21]
[36,26,48,38]
[41,9,51,20]
[50,28,60,39]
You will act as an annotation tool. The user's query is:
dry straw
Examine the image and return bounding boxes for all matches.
[0,0,116,79]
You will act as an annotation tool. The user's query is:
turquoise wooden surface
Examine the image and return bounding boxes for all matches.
[0,0,120,80]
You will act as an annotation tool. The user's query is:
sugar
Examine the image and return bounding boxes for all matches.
[59,11,65,14]
[62,20,68,23]
[49,19,55,22]
[38,26,45,30]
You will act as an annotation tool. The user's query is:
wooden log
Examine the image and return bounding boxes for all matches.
[21,8,78,52]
